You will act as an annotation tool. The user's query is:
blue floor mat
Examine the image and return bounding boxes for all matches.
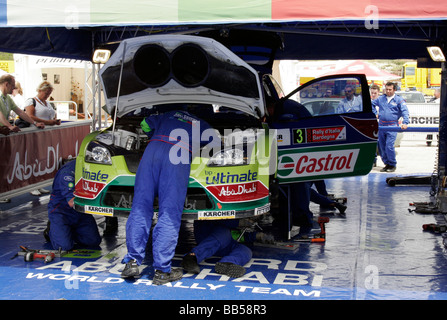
[1,173,447,301]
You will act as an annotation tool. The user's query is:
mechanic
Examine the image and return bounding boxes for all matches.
[310,180,347,214]
[181,220,254,278]
[121,107,221,285]
[270,99,315,238]
[372,82,409,172]
[46,159,102,251]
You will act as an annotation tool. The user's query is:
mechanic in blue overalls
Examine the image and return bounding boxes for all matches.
[270,98,315,238]
[181,219,254,278]
[372,82,409,172]
[121,107,221,285]
[46,160,102,251]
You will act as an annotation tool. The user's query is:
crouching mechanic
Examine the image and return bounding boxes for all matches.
[181,220,254,278]
[46,160,102,251]
[121,108,221,285]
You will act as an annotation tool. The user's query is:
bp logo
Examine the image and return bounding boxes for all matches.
[277,156,295,176]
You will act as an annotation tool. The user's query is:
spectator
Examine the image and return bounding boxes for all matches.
[336,85,363,113]
[0,74,44,133]
[23,81,61,126]
[10,81,25,119]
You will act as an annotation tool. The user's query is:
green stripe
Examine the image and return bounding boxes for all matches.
[90,1,178,23]
[178,0,271,22]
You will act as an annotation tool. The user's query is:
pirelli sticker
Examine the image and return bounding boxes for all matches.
[198,210,236,220]
[85,205,114,216]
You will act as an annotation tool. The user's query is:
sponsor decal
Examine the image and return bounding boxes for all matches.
[85,205,114,216]
[25,258,326,298]
[198,210,236,220]
[74,178,106,199]
[276,129,291,146]
[277,149,359,178]
[205,170,258,185]
[0,124,87,194]
[206,181,269,203]
[410,116,439,126]
[293,126,346,144]
[81,168,109,182]
[255,203,270,216]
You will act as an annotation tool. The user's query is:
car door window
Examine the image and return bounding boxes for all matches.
[283,77,365,118]
[271,74,377,183]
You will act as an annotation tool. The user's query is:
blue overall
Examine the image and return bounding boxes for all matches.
[48,160,101,251]
[192,220,252,266]
[372,94,409,167]
[123,110,220,272]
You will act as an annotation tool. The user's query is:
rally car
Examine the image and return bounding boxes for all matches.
[73,35,276,220]
[73,34,378,220]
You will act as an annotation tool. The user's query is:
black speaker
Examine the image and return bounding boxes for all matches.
[133,44,171,87]
[171,44,209,87]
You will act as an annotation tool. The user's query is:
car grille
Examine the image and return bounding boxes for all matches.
[123,153,142,173]
[103,186,214,210]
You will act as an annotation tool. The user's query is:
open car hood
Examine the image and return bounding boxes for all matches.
[99,35,265,118]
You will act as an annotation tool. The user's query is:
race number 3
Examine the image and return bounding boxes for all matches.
[293,128,306,144]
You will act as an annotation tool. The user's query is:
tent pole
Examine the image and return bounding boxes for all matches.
[112,42,127,143]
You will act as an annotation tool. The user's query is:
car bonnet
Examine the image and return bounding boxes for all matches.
[99,35,265,118]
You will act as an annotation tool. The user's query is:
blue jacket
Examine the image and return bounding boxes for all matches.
[141,110,220,159]
[48,160,76,215]
[372,94,409,126]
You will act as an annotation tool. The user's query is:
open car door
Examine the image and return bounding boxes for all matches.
[268,74,378,183]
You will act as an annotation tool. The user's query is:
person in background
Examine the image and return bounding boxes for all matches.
[0,74,44,133]
[372,82,410,172]
[336,85,363,113]
[10,81,25,119]
[370,84,381,101]
[429,88,440,103]
[370,84,381,167]
[24,81,61,126]
[23,81,60,195]
[46,159,102,251]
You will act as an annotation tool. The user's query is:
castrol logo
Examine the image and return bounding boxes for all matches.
[277,149,359,178]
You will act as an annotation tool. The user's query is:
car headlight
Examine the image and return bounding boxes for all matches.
[85,142,112,165]
[207,147,247,167]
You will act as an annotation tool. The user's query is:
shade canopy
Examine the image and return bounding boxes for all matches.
[319,60,401,81]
